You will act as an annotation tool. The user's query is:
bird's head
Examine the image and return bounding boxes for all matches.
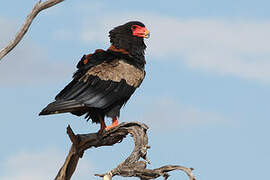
[109,21,149,57]
[129,21,150,39]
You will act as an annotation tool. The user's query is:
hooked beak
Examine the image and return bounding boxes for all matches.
[144,29,150,39]
[132,26,150,39]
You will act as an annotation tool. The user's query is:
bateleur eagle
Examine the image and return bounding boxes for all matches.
[39,21,150,133]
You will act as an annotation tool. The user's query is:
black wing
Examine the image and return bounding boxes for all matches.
[39,51,143,116]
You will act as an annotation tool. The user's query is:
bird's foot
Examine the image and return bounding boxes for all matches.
[98,117,107,135]
[98,128,105,135]
[105,117,119,130]
[105,124,118,130]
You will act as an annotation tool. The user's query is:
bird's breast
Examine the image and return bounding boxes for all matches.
[81,59,145,88]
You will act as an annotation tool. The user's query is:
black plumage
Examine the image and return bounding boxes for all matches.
[39,21,149,131]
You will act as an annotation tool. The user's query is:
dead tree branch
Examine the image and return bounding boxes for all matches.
[0,0,64,61]
[55,122,196,180]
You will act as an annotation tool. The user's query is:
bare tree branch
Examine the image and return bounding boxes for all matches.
[0,0,64,61]
[55,122,196,180]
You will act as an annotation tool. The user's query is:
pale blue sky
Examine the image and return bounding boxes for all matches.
[0,0,270,179]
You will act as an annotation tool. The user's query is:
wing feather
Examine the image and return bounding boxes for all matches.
[41,53,143,117]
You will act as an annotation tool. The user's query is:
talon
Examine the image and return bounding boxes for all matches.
[98,129,104,135]
[105,117,119,130]
[98,116,106,134]
[105,125,116,130]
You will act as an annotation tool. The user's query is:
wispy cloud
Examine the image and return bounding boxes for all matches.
[80,13,270,83]
[0,44,73,87]
[0,18,17,46]
[0,149,92,180]
[124,96,227,131]
[0,18,73,87]
[51,29,75,41]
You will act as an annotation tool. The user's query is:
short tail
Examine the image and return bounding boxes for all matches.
[39,100,85,115]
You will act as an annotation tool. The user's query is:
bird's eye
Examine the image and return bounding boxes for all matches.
[131,25,137,30]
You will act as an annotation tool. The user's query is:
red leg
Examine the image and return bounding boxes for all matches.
[98,116,107,134]
[105,117,119,130]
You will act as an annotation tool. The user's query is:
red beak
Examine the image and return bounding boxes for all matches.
[132,27,150,38]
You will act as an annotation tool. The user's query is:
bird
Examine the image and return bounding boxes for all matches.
[39,21,150,133]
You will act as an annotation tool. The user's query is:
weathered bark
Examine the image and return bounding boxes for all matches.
[0,0,64,61]
[55,122,196,180]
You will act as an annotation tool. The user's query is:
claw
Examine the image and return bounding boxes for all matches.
[98,116,106,134]
[98,128,105,135]
[105,117,118,130]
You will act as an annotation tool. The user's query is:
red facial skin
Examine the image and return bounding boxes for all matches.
[131,25,150,38]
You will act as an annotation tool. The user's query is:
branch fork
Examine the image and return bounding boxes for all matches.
[55,122,196,180]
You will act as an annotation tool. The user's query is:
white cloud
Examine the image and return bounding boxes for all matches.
[130,97,227,131]
[0,18,73,87]
[0,18,17,46]
[0,43,73,87]
[0,149,92,180]
[80,13,270,83]
[52,29,74,41]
